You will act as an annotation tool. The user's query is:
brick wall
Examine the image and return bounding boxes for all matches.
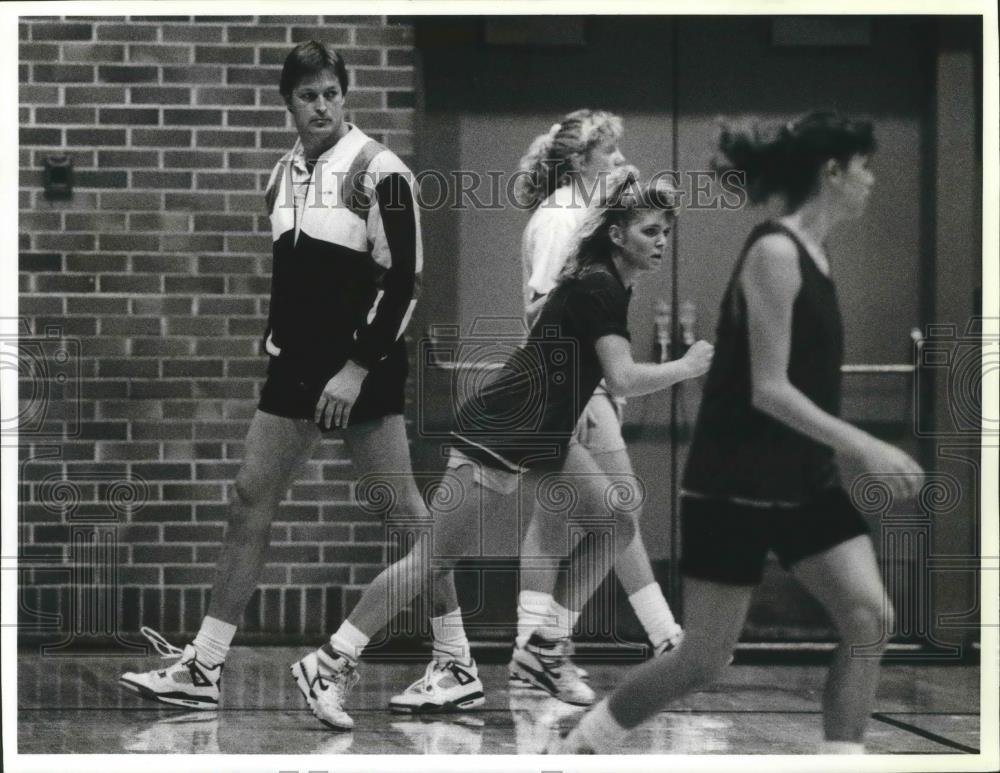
[17,15,418,646]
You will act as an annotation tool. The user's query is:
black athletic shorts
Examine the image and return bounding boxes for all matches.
[257,343,407,431]
[679,487,870,586]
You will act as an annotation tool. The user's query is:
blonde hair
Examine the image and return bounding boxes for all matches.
[515,109,624,209]
[559,165,680,283]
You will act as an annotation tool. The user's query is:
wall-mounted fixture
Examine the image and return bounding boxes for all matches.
[654,299,671,363]
[43,154,73,199]
[654,299,699,362]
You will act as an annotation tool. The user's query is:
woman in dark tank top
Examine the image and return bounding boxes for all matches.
[683,217,845,504]
[555,112,925,754]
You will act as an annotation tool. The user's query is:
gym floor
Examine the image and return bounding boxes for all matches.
[17,647,980,756]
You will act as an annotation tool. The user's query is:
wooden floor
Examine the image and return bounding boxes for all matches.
[17,647,980,756]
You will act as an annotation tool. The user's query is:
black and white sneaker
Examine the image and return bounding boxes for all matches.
[508,633,595,706]
[389,658,485,714]
[509,638,588,688]
[119,627,222,711]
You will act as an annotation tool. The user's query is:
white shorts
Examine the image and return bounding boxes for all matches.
[445,447,521,495]
[568,387,626,454]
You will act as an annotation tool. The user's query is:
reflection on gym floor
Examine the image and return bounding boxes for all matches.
[17,647,979,755]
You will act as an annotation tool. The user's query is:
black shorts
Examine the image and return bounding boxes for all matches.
[679,487,870,586]
[257,343,407,431]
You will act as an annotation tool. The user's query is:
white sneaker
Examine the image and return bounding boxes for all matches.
[509,633,596,706]
[389,658,485,714]
[119,627,222,711]
[290,649,359,731]
[509,639,588,688]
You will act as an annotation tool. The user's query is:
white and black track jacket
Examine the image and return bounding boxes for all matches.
[262,125,423,377]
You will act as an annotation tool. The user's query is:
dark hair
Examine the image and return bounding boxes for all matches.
[280,41,349,103]
[713,111,876,210]
[559,165,680,282]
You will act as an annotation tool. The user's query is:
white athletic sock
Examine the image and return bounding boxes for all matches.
[327,620,369,664]
[536,599,579,641]
[628,582,681,650]
[431,607,471,664]
[516,590,553,648]
[191,616,237,667]
[575,698,629,753]
[821,740,866,754]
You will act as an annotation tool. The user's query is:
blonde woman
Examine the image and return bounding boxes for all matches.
[514,111,685,688]
[292,168,712,730]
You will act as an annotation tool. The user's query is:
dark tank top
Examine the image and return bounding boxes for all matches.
[682,220,843,505]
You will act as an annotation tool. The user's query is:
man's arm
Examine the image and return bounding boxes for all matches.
[348,169,420,369]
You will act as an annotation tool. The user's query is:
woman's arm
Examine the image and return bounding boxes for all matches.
[743,233,923,496]
[744,234,862,451]
[595,335,713,398]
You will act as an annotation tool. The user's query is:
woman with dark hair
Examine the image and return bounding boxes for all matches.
[290,167,713,730]
[553,111,924,754]
[514,111,685,678]
[392,111,685,713]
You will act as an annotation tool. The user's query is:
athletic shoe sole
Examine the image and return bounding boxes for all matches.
[118,676,218,711]
[289,662,353,732]
[389,690,485,715]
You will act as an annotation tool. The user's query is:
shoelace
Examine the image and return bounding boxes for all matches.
[417,660,441,692]
[315,660,358,697]
[405,660,452,693]
[140,626,184,659]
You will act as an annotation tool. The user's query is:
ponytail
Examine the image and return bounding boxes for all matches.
[514,109,624,209]
[713,110,876,210]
